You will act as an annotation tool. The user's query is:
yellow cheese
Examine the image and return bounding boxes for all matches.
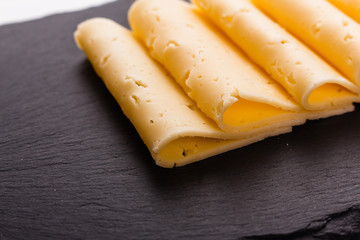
[74,18,303,167]
[253,0,360,87]
[128,0,305,132]
[328,0,360,23]
[74,2,358,167]
[192,0,360,111]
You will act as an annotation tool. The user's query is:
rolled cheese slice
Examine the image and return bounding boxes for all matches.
[253,0,360,87]
[328,0,360,23]
[128,0,304,132]
[74,18,301,167]
[192,0,360,111]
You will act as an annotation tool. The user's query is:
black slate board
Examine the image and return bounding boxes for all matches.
[1,1,360,239]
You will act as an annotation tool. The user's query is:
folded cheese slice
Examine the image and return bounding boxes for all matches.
[74,18,301,167]
[253,0,360,87]
[192,0,360,111]
[328,0,360,23]
[128,0,305,132]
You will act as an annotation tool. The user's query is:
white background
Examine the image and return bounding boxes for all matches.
[0,0,116,26]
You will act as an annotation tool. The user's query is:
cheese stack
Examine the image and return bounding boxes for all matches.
[192,0,359,111]
[252,0,360,86]
[74,0,360,167]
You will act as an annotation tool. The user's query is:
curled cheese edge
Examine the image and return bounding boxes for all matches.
[128,0,307,132]
[252,0,360,87]
[328,0,360,23]
[192,0,360,111]
[74,0,358,167]
[74,18,304,168]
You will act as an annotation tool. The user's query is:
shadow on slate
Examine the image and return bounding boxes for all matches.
[1,0,360,239]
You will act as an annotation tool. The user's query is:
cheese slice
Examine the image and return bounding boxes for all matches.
[74,2,358,167]
[192,0,360,111]
[74,18,303,167]
[253,0,360,87]
[328,0,360,23]
[128,0,306,132]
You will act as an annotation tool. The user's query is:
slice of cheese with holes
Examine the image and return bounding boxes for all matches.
[128,0,305,132]
[74,18,303,167]
[253,0,360,87]
[192,0,360,111]
[328,0,360,23]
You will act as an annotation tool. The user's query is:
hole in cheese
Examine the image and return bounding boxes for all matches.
[158,137,234,162]
[131,95,140,105]
[223,98,288,127]
[344,34,353,42]
[308,83,357,106]
[185,104,197,111]
[133,80,148,88]
[285,73,296,85]
[166,40,179,48]
[221,15,233,25]
[277,67,284,76]
[312,21,322,36]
